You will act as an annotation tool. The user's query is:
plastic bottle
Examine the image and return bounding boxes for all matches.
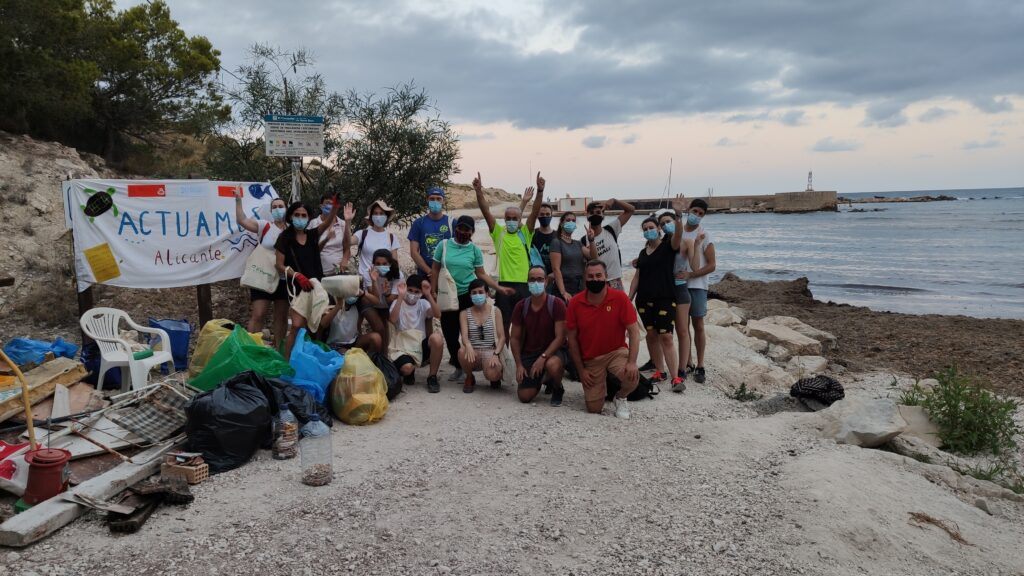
[300,414,332,486]
[272,403,298,460]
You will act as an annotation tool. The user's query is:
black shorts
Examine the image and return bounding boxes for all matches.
[518,349,567,390]
[637,299,676,334]
[250,280,288,301]
[673,282,692,306]
[393,340,430,371]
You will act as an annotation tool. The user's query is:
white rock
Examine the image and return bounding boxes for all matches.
[897,405,942,448]
[918,378,940,389]
[745,320,822,355]
[821,397,908,448]
[974,498,997,516]
[758,316,837,350]
[705,307,743,327]
[706,299,729,311]
[767,344,792,364]
[729,306,749,322]
[785,356,828,377]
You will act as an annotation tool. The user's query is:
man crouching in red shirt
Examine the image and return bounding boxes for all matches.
[566,260,644,419]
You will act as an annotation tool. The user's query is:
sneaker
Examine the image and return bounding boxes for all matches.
[490,380,502,389]
[614,397,631,420]
[694,367,706,384]
[677,369,687,380]
[639,359,656,372]
[448,367,464,382]
[463,374,476,394]
[550,387,564,407]
[427,375,440,393]
[650,370,666,382]
[403,373,415,386]
[671,376,686,393]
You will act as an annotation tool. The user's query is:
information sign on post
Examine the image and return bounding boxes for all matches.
[263,114,325,157]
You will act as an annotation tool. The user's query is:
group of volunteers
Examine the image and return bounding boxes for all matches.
[235,172,716,419]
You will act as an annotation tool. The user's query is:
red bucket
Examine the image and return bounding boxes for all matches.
[23,448,71,505]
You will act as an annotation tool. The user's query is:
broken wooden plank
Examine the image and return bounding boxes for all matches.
[0,358,87,424]
[51,385,70,419]
[0,437,182,547]
[11,382,106,424]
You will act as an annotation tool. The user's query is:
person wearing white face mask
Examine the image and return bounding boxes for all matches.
[341,199,401,290]
[388,275,443,391]
[474,171,544,339]
[234,187,290,347]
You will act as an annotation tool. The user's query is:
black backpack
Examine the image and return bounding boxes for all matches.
[790,375,844,406]
[605,372,659,401]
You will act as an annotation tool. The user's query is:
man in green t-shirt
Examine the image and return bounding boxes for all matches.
[474,171,544,338]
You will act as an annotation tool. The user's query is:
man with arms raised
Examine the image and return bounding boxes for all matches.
[581,197,636,291]
[566,260,643,419]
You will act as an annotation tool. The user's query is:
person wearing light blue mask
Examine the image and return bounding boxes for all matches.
[475,171,545,339]
[342,198,400,297]
[551,212,597,302]
[409,186,452,279]
[659,206,698,390]
[511,266,569,406]
[234,187,292,349]
[309,191,350,275]
[355,247,404,352]
[680,197,716,385]
[458,279,505,393]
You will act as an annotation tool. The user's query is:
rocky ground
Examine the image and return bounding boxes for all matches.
[711,273,1024,397]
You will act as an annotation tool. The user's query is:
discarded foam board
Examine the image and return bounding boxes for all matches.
[0,358,88,423]
[0,437,182,547]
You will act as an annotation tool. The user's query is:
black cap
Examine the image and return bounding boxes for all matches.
[454,215,476,232]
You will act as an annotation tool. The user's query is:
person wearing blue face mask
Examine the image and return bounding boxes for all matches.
[458,279,505,393]
[234,187,290,348]
[358,248,404,351]
[475,171,544,339]
[680,198,716,384]
[408,186,452,278]
[308,192,349,275]
[341,199,400,293]
[327,290,382,354]
[551,211,598,302]
[511,266,568,406]
[628,213,684,391]
[658,203,700,390]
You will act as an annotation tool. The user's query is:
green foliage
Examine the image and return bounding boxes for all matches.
[0,0,227,162]
[727,382,762,402]
[209,44,460,219]
[898,381,929,407]
[921,367,1018,456]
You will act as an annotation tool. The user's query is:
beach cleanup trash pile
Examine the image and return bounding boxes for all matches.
[330,348,389,425]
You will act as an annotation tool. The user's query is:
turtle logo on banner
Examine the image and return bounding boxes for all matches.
[80,187,119,222]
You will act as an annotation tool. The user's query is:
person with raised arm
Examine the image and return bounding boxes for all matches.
[551,212,597,301]
[234,186,289,347]
[341,200,401,347]
[581,196,636,291]
[389,275,444,391]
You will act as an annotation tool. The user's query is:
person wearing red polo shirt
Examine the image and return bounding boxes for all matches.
[566,260,643,419]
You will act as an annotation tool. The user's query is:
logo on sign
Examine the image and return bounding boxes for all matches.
[127,184,167,198]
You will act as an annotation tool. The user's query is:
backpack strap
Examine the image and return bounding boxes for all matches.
[521,294,555,321]
[357,228,367,254]
[604,223,618,242]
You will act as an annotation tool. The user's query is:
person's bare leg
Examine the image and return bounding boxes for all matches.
[518,386,540,403]
[284,310,306,359]
[693,317,706,367]
[483,356,502,382]
[248,299,269,335]
[676,304,691,373]
[363,308,388,350]
[399,364,415,377]
[647,327,666,375]
[354,332,382,354]
[545,355,565,389]
[427,333,443,377]
[457,348,474,376]
[659,332,677,380]
[272,300,289,350]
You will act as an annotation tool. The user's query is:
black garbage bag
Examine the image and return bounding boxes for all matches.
[184,371,276,474]
[266,378,333,428]
[369,351,402,400]
[605,372,659,401]
[790,375,844,406]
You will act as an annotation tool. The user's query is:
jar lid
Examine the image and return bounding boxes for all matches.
[30,448,69,464]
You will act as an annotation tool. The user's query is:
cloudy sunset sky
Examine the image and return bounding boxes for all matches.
[123,0,1024,198]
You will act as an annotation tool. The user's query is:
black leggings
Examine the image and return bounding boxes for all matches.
[440,292,473,368]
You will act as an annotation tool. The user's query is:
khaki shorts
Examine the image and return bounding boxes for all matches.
[582,348,629,403]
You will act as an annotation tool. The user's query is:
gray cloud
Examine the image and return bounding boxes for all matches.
[715,137,742,147]
[963,139,1003,150]
[918,107,957,123]
[460,132,496,142]
[582,135,607,149]
[971,96,1014,113]
[622,134,638,144]
[146,0,1024,129]
[725,109,806,126]
[812,137,862,152]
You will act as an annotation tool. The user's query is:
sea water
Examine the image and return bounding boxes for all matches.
[612,188,1024,319]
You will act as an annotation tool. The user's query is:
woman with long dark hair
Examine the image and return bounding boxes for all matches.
[274,197,340,357]
[549,211,597,301]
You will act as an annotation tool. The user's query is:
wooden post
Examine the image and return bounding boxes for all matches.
[196,284,213,328]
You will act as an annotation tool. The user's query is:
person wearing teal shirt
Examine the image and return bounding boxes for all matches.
[474,171,544,338]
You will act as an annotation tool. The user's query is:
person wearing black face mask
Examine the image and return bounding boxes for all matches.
[531,202,557,282]
[431,215,507,389]
[565,260,644,419]
[580,197,636,291]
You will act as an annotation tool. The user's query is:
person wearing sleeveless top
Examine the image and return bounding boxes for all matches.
[234,186,289,348]
[458,279,505,393]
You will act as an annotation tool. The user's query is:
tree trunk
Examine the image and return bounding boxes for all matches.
[103,124,116,163]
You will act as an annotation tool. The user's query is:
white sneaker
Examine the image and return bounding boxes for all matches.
[614,397,630,420]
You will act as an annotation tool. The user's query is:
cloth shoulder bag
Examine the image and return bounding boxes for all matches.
[489,303,518,387]
[240,222,280,293]
[436,239,460,312]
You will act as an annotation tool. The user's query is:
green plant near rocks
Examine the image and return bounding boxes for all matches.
[921,367,1018,456]
[898,380,929,406]
[727,383,762,402]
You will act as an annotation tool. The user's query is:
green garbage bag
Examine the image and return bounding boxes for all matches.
[189,325,294,391]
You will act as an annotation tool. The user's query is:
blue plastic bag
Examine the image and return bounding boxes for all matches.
[148,318,192,373]
[81,342,122,390]
[282,329,344,404]
[3,337,79,366]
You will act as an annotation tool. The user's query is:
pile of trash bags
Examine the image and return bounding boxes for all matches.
[3,337,78,366]
[189,325,291,392]
[331,348,389,425]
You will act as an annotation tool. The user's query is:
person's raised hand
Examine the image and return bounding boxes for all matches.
[697,231,706,245]
[536,172,545,193]
[369,266,379,283]
[586,226,596,243]
[233,184,243,199]
[473,172,483,193]
[343,202,355,222]
[671,192,687,214]
[420,279,432,295]
[522,186,535,204]
[396,280,407,298]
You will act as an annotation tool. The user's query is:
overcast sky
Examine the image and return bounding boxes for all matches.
[126,0,1024,198]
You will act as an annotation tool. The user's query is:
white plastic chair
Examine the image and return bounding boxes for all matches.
[79,307,174,393]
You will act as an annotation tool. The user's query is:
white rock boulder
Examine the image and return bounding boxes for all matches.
[897,405,942,448]
[744,320,822,355]
[767,344,792,364]
[705,307,744,327]
[759,316,837,350]
[785,355,828,377]
[821,397,908,448]
[706,299,730,311]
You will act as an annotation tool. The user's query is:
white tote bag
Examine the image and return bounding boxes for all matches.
[240,223,280,293]
[437,240,460,312]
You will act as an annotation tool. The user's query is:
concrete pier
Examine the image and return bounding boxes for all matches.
[626,190,837,214]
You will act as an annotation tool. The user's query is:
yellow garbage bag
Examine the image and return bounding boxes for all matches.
[331,348,389,425]
[188,319,264,378]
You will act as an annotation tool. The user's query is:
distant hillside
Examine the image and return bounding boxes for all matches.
[446,182,521,209]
